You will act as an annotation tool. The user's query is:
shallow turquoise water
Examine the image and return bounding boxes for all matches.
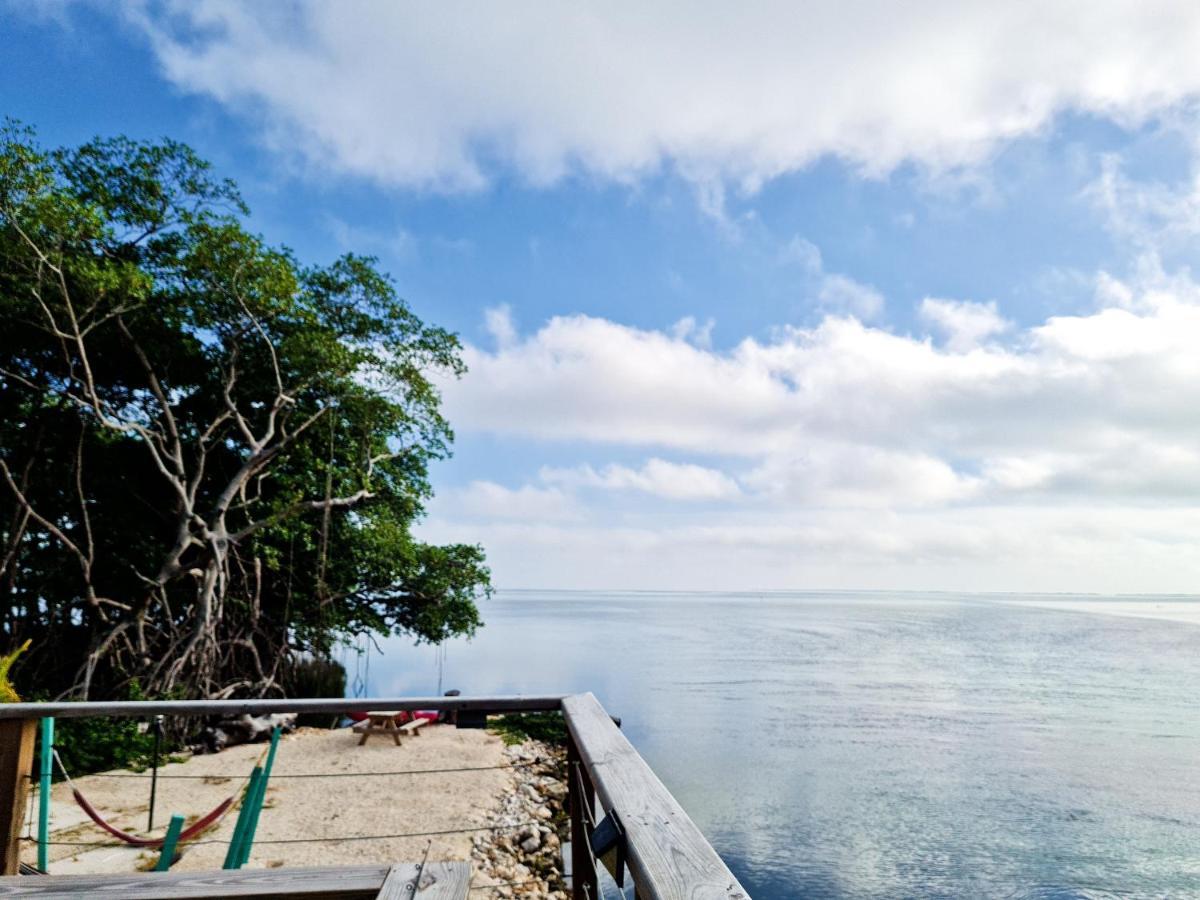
[367,591,1200,898]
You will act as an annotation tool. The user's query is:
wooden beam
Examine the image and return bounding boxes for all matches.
[375,862,470,899]
[567,734,598,900]
[0,696,566,721]
[0,719,35,876]
[0,863,473,899]
[411,862,470,899]
[374,866,412,900]
[0,864,393,898]
[561,693,750,900]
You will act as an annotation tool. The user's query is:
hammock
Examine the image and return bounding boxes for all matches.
[70,789,234,848]
[53,748,255,849]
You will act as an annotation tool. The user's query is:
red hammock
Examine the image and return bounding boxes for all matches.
[71,787,235,848]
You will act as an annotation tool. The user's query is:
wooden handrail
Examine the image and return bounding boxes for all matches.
[0,695,566,720]
[562,692,749,900]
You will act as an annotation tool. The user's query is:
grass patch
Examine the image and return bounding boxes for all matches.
[488,712,567,746]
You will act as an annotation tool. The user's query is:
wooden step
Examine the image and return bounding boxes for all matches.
[0,861,471,898]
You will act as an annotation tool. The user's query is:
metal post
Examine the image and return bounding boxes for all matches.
[37,717,52,872]
[154,813,184,871]
[147,715,163,831]
[236,725,281,868]
[223,767,261,869]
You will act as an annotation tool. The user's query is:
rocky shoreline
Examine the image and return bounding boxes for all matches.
[471,739,570,898]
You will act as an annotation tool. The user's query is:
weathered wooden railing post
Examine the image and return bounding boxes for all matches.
[563,692,750,900]
[567,729,600,900]
[0,718,35,875]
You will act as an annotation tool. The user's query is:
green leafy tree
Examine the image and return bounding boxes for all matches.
[0,123,489,701]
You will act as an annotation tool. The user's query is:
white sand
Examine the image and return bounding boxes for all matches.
[24,723,516,877]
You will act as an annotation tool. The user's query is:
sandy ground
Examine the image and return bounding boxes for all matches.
[23,723,517,877]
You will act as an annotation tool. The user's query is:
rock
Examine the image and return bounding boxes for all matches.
[520,834,541,853]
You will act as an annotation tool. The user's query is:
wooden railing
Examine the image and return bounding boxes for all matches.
[0,694,749,899]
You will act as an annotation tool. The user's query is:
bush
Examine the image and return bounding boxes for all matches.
[49,682,161,776]
[52,715,158,777]
[283,656,347,728]
[489,712,567,746]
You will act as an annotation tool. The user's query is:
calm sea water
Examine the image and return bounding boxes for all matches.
[366,591,1200,899]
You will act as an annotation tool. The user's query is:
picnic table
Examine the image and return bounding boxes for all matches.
[351,711,432,745]
[352,710,403,745]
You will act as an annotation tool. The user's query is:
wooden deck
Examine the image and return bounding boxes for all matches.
[0,862,470,898]
[0,694,750,899]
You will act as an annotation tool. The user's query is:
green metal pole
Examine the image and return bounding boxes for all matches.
[37,717,53,873]
[237,726,281,867]
[222,767,261,870]
[262,726,281,780]
[235,776,265,868]
[154,813,185,871]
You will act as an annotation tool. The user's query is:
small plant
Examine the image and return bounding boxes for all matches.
[488,712,567,746]
[0,640,31,703]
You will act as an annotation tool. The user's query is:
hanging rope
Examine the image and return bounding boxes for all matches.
[53,747,260,849]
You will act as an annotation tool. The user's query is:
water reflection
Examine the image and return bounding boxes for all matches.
[369,591,1200,899]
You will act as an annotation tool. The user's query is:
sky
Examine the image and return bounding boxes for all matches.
[5,1,1200,592]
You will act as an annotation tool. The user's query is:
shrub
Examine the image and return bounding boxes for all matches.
[283,656,347,728]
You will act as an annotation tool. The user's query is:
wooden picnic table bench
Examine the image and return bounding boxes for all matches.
[352,711,403,746]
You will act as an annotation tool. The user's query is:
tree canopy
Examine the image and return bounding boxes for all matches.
[0,123,489,701]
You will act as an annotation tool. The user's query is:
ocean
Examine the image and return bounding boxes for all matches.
[367,591,1200,899]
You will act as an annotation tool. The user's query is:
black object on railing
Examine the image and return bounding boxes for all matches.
[147,714,163,832]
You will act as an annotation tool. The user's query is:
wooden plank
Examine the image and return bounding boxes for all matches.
[0,719,35,876]
[374,862,470,900]
[0,696,565,721]
[373,866,413,900]
[413,862,470,899]
[566,734,598,900]
[561,693,750,900]
[0,864,398,898]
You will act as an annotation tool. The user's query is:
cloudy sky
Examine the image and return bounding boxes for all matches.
[7,1,1200,591]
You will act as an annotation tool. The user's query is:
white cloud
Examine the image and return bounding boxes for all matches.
[121,1,1200,191]
[817,274,886,321]
[779,236,823,272]
[442,481,578,522]
[1087,152,1200,251]
[778,235,886,320]
[540,459,741,501]
[414,260,1200,588]
[440,266,1200,522]
[669,316,715,349]
[919,298,1011,351]
[417,507,1200,592]
[483,304,518,349]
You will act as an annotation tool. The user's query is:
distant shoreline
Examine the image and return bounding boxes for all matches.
[998,598,1200,627]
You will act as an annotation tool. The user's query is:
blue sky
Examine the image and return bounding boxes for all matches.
[7,2,1200,591]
